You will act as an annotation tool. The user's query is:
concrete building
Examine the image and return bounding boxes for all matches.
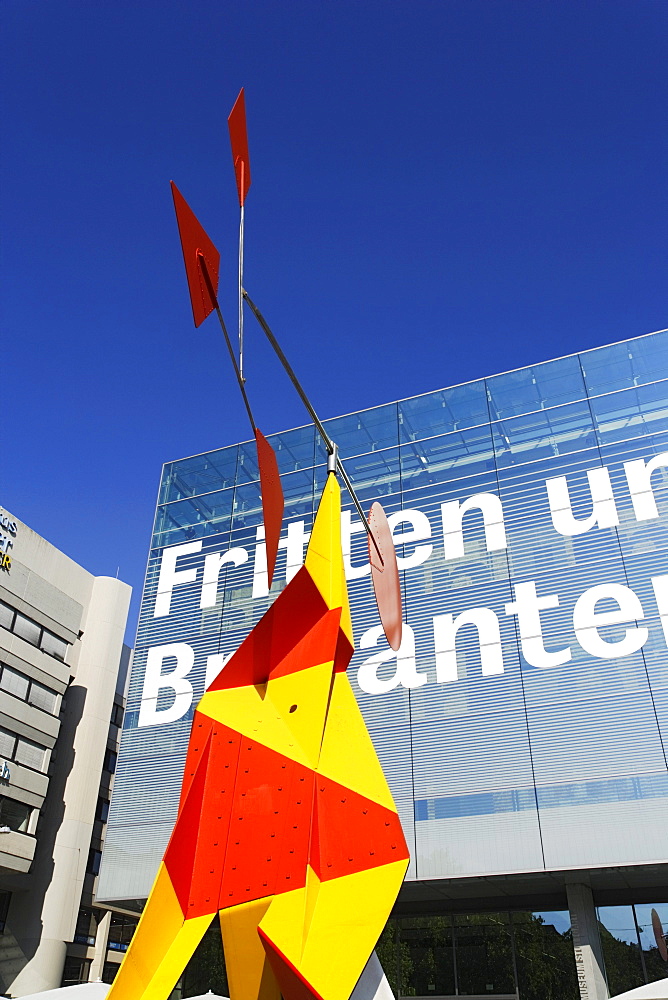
[99,329,668,999]
[0,507,131,996]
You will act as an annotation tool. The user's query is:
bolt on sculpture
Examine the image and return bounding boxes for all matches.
[106,89,409,1000]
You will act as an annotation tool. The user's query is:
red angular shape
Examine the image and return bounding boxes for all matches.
[228,88,251,207]
[171,181,220,327]
[220,740,313,907]
[259,928,325,1000]
[368,502,403,651]
[208,566,328,692]
[309,775,409,883]
[256,429,285,589]
[165,723,242,917]
[269,608,341,681]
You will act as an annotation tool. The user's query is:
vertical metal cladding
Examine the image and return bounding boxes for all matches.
[99,330,668,902]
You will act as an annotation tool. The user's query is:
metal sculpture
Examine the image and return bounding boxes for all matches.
[106,468,409,1000]
[107,87,410,1000]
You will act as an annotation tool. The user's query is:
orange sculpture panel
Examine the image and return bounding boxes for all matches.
[106,472,409,1000]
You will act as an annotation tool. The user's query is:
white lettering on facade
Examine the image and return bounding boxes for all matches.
[434,607,504,682]
[546,466,619,536]
[441,493,507,559]
[138,643,195,727]
[357,624,425,694]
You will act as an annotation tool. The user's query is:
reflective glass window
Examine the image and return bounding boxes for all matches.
[597,905,645,996]
[487,355,586,420]
[61,957,91,987]
[0,728,15,759]
[0,796,31,832]
[321,403,399,459]
[266,425,315,473]
[27,680,58,714]
[14,738,46,771]
[455,913,515,996]
[0,667,29,700]
[399,380,488,442]
[40,630,68,662]
[13,614,41,647]
[160,447,238,502]
[514,912,578,1000]
[0,601,13,630]
[582,332,668,395]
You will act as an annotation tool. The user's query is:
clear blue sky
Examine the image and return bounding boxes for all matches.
[2,0,666,640]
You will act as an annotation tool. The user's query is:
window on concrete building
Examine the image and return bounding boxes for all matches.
[0,601,14,630]
[96,797,110,823]
[103,748,117,774]
[0,891,11,932]
[14,736,47,772]
[0,797,32,833]
[0,665,59,715]
[74,907,98,946]
[0,666,29,699]
[111,702,124,728]
[0,599,69,662]
[40,629,68,662]
[87,849,102,876]
[61,957,91,987]
[108,913,138,952]
[0,728,16,760]
[102,961,121,984]
[28,679,58,713]
[13,613,42,647]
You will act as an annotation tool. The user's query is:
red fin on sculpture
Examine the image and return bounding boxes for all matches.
[171,181,220,327]
[228,88,251,207]
[256,429,284,589]
[368,502,403,651]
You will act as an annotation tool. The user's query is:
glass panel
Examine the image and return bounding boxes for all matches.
[0,667,29,700]
[454,913,515,995]
[153,491,234,549]
[0,601,14,630]
[266,425,316,473]
[514,912,578,999]
[634,902,668,984]
[0,796,31,832]
[399,380,489,442]
[320,403,399,460]
[109,913,138,950]
[487,355,586,420]
[178,921,229,998]
[74,906,98,946]
[0,728,16,759]
[61,957,91,987]
[492,400,595,469]
[28,681,58,713]
[582,332,668,395]
[13,614,41,647]
[597,905,645,996]
[397,916,456,996]
[40,630,68,662]
[14,738,46,771]
[160,447,238,502]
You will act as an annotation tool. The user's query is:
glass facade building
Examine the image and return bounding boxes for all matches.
[98,330,668,996]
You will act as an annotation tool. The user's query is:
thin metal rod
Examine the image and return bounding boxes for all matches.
[335,457,383,566]
[243,287,384,566]
[238,203,245,381]
[198,254,256,432]
[243,289,334,450]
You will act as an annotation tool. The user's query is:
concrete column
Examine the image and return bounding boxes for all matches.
[88,909,111,982]
[567,882,609,1000]
[8,577,131,996]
